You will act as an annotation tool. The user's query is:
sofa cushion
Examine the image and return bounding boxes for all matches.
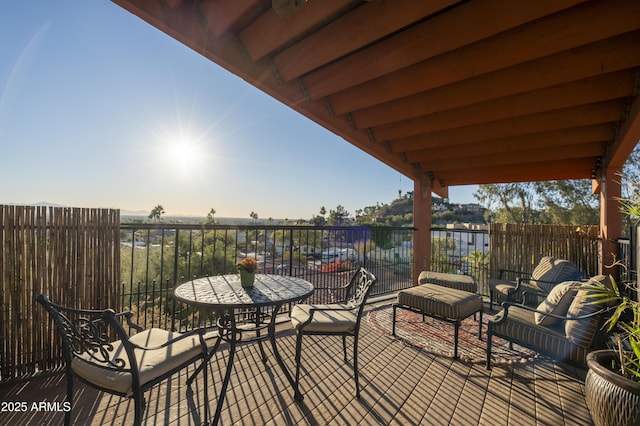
[531,257,582,292]
[535,281,581,326]
[565,275,614,347]
[531,256,582,292]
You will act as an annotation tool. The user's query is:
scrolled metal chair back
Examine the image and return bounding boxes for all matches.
[36,294,139,370]
[344,266,377,310]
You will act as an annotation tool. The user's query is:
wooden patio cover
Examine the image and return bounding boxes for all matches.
[112,0,640,274]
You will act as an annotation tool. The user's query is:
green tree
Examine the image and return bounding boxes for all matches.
[534,180,599,225]
[327,205,350,226]
[474,183,538,223]
[250,211,258,221]
[465,249,489,284]
[148,205,165,223]
[206,208,216,224]
[310,206,327,226]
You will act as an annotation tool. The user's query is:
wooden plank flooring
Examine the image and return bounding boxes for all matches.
[0,302,594,425]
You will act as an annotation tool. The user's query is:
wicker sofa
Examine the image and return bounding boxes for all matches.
[486,275,613,369]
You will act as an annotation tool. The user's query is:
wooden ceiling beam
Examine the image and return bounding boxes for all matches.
[437,158,595,186]
[327,0,640,110]
[300,0,584,99]
[407,125,613,163]
[607,93,640,168]
[351,32,640,129]
[272,0,460,82]
[239,0,352,62]
[389,100,623,153]
[418,142,604,172]
[372,70,635,142]
[200,0,262,38]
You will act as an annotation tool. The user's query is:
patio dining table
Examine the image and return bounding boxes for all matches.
[174,274,314,426]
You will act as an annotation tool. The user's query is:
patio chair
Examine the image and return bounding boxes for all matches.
[486,276,614,369]
[36,294,210,426]
[489,256,583,309]
[290,266,377,402]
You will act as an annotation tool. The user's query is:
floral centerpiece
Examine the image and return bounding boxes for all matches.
[237,257,259,288]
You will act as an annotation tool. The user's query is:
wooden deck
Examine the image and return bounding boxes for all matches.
[0,301,594,425]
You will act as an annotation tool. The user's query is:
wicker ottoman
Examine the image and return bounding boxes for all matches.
[392,283,483,358]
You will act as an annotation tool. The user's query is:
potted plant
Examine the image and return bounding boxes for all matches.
[237,257,259,288]
[583,275,640,426]
[583,176,640,426]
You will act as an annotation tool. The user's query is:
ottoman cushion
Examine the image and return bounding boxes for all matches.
[398,284,482,320]
[418,271,477,293]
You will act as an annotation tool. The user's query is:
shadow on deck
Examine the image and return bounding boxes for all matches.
[0,302,593,425]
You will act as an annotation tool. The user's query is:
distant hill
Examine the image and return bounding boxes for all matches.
[366,194,486,226]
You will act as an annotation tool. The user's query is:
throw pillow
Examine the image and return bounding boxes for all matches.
[535,281,581,326]
[565,275,614,347]
[531,257,581,292]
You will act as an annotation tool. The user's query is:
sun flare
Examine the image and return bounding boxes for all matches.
[171,139,199,164]
[161,133,207,177]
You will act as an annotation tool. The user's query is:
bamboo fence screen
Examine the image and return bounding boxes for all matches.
[488,223,600,281]
[0,205,120,381]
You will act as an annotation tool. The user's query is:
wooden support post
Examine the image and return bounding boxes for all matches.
[413,175,432,284]
[599,167,622,275]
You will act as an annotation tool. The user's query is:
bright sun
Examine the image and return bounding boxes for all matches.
[162,135,206,176]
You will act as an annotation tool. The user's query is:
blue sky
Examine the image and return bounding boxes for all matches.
[1,1,477,219]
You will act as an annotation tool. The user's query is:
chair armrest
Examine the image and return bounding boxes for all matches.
[498,269,531,280]
[102,309,207,350]
[521,289,549,304]
[115,311,144,332]
[508,276,567,298]
[297,305,354,329]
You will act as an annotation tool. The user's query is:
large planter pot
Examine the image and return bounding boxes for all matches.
[585,350,640,426]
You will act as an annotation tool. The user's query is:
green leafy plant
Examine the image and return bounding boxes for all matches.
[582,173,640,383]
[583,276,640,383]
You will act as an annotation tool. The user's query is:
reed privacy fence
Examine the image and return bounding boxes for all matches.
[0,205,120,381]
[488,223,600,282]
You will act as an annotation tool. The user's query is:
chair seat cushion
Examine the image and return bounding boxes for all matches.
[71,328,203,395]
[291,304,358,333]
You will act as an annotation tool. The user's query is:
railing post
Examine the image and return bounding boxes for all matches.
[173,228,180,287]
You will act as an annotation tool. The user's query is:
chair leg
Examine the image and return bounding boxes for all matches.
[454,322,459,359]
[342,335,348,362]
[392,305,397,336]
[64,367,73,426]
[353,334,360,398]
[294,331,304,402]
[486,324,493,370]
[202,354,209,424]
[133,392,144,426]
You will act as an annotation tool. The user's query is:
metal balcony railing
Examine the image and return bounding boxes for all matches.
[118,223,491,331]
